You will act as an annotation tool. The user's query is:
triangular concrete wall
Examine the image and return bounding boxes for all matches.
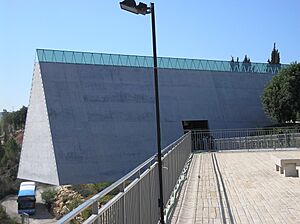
[18,63,59,185]
[18,60,274,186]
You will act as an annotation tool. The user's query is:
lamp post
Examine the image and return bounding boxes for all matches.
[120,1,164,223]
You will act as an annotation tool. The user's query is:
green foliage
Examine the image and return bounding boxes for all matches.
[0,138,21,199]
[99,194,115,205]
[0,142,3,159]
[243,55,251,63]
[81,208,92,222]
[0,106,26,200]
[0,106,27,136]
[0,205,19,224]
[67,197,84,211]
[41,188,58,209]
[67,197,90,224]
[69,207,92,224]
[68,182,116,223]
[71,182,111,198]
[0,176,15,199]
[0,139,20,166]
[67,193,114,224]
[262,63,300,123]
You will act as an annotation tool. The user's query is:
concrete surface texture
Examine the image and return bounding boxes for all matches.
[171,151,300,224]
[19,60,274,185]
[18,63,59,185]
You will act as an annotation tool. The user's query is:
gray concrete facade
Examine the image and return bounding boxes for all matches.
[18,60,274,185]
[18,63,59,185]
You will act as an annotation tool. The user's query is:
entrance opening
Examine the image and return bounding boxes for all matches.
[182,120,213,151]
[182,120,209,133]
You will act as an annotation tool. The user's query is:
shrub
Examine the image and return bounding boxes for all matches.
[71,182,112,198]
[41,188,58,209]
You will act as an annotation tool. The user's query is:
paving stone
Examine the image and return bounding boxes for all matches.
[170,150,300,224]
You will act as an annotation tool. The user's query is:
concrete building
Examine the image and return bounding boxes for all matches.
[18,49,283,185]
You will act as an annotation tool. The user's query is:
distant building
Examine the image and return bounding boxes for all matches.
[18,49,286,185]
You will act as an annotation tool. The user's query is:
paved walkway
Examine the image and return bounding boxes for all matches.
[171,150,300,224]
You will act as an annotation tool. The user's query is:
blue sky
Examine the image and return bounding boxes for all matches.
[0,0,299,111]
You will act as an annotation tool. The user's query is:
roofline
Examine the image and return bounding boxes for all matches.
[36,48,287,74]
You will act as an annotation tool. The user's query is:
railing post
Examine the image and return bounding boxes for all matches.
[246,129,249,151]
[91,201,99,224]
[92,201,98,215]
[21,213,29,224]
[122,182,126,224]
[117,182,126,224]
[138,169,141,224]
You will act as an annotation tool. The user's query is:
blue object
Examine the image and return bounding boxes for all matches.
[18,189,35,197]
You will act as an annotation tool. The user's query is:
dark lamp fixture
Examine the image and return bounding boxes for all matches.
[120,0,150,15]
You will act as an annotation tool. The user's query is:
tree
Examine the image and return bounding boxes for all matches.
[268,42,280,64]
[267,43,281,74]
[0,106,27,136]
[0,138,20,167]
[0,138,21,199]
[0,141,3,160]
[243,55,251,63]
[262,63,300,123]
[242,55,251,72]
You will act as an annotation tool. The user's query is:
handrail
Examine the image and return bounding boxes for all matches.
[57,154,156,223]
[191,127,300,151]
[187,126,300,132]
[57,132,191,224]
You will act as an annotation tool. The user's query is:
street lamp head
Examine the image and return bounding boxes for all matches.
[120,0,138,14]
[136,2,149,15]
[120,0,150,15]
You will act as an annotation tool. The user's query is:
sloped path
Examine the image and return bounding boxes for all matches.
[171,150,300,224]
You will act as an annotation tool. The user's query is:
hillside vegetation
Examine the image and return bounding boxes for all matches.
[0,107,27,223]
[0,107,27,199]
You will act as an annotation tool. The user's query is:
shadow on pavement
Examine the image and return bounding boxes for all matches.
[31,202,54,220]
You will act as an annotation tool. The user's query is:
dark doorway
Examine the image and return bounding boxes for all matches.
[182,120,213,151]
[182,120,209,133]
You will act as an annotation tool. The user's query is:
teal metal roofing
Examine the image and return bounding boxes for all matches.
[36,49,286,74]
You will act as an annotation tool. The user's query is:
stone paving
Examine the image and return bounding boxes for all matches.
[171,150,300,224]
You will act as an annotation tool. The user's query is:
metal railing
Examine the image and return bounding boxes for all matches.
[36,49,286,74]
[58,132,191,224]
[21,213,29,224]
[191,127,300,151]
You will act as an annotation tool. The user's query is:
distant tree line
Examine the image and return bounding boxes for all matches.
[231,43,281,73]
[232,43,281,64]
